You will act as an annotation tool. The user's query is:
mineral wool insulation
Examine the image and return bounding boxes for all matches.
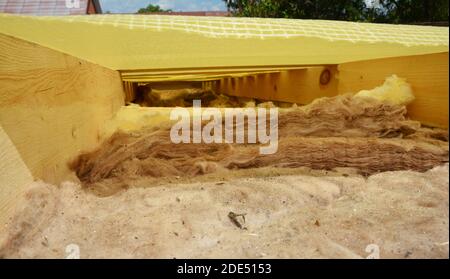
[72,76,448,196]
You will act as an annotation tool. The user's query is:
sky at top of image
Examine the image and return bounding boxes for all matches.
[99,0,228,13]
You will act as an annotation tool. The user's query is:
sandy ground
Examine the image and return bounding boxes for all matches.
[0,164,448,259]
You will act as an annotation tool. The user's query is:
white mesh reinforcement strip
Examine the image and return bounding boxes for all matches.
[28,14,449,47]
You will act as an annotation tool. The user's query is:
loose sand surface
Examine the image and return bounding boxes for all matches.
[1,165,448,259]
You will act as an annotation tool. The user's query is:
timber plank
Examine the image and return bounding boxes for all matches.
[338,52,449,128]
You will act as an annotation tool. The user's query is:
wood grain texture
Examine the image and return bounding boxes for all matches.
[0,34,125,185]
[216,67,339,105]
[338,52,449,128]
[0,125,33,235]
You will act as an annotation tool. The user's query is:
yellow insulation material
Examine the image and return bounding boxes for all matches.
[354,75,415,106]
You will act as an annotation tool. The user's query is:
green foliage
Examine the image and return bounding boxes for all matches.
[223,0,449,23]
[137,4,172,14]
[224,0,368,20]
[374,0,449,23]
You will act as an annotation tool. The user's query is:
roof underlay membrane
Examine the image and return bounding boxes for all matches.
[0,13,448,80]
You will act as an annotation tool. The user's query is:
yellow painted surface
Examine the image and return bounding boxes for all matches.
[121,69,288,82]
[216,67,339,105]
[0,34,125,183]
[338,52,449,128]
[0,14,448,72]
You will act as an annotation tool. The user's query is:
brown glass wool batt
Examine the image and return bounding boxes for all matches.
[71,132,448,184]
[70,95,448,185]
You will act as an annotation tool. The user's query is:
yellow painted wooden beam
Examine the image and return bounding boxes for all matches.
[120,66,308,82]
[338,52,449,128]
[212,53,448,128]
[1,14,447,71]
[215,67,339,105]
[0,34,125,184]
[123,81,137,104]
